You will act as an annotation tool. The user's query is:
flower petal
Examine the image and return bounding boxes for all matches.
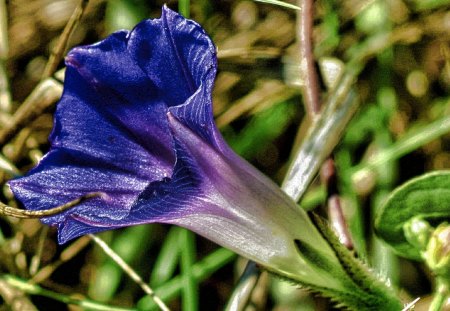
[8,7,355,293]
[128,6,216,106]
[8,148,152,224]
[62,33,175,167]
[50,113,344,290]
[10,28,178,222]
[165,114,346,288]
[53,133,204,243]
[130,6,221,151]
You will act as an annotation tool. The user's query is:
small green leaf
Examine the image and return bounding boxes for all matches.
[375,171,450,260]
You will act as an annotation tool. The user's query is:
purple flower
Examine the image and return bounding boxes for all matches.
[8,6,345,288]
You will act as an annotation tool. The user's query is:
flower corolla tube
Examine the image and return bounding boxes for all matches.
[9,6,347,290]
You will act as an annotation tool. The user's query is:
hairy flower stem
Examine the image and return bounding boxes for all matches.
[309,215,403,310]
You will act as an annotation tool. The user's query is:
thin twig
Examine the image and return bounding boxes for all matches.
[4,127,32,164]
[297,0,321,116]
[0,192,101,219]
[89,234,171,311]
[0,75,63,146]
[0,62,11,113]
[320,158,353,249]
[3,275,136,311]
[0,0,88,145]
[321,160,353,249]
[0,0,7,59]
[0,0,11,113]
[297,3,351,246]
[41,0,89,79]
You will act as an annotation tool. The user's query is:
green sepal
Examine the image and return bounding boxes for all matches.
[311,214,403,311]
[265,214,403,310]
[375,171,450,260]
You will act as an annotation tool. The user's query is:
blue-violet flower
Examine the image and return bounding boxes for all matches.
[9,6,347,290]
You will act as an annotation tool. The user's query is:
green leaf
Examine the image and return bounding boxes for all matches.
[375,171,450,260]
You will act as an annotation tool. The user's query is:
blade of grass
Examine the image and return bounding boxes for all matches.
[179,229,198,311]
[138,248,236,310]
[150,227,181,287]
[28,227,48,277]
[178,0,190,18]
[352,112,450,181]
[282,73,359,201]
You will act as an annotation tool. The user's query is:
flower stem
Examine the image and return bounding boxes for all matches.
[311,214,403,310]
